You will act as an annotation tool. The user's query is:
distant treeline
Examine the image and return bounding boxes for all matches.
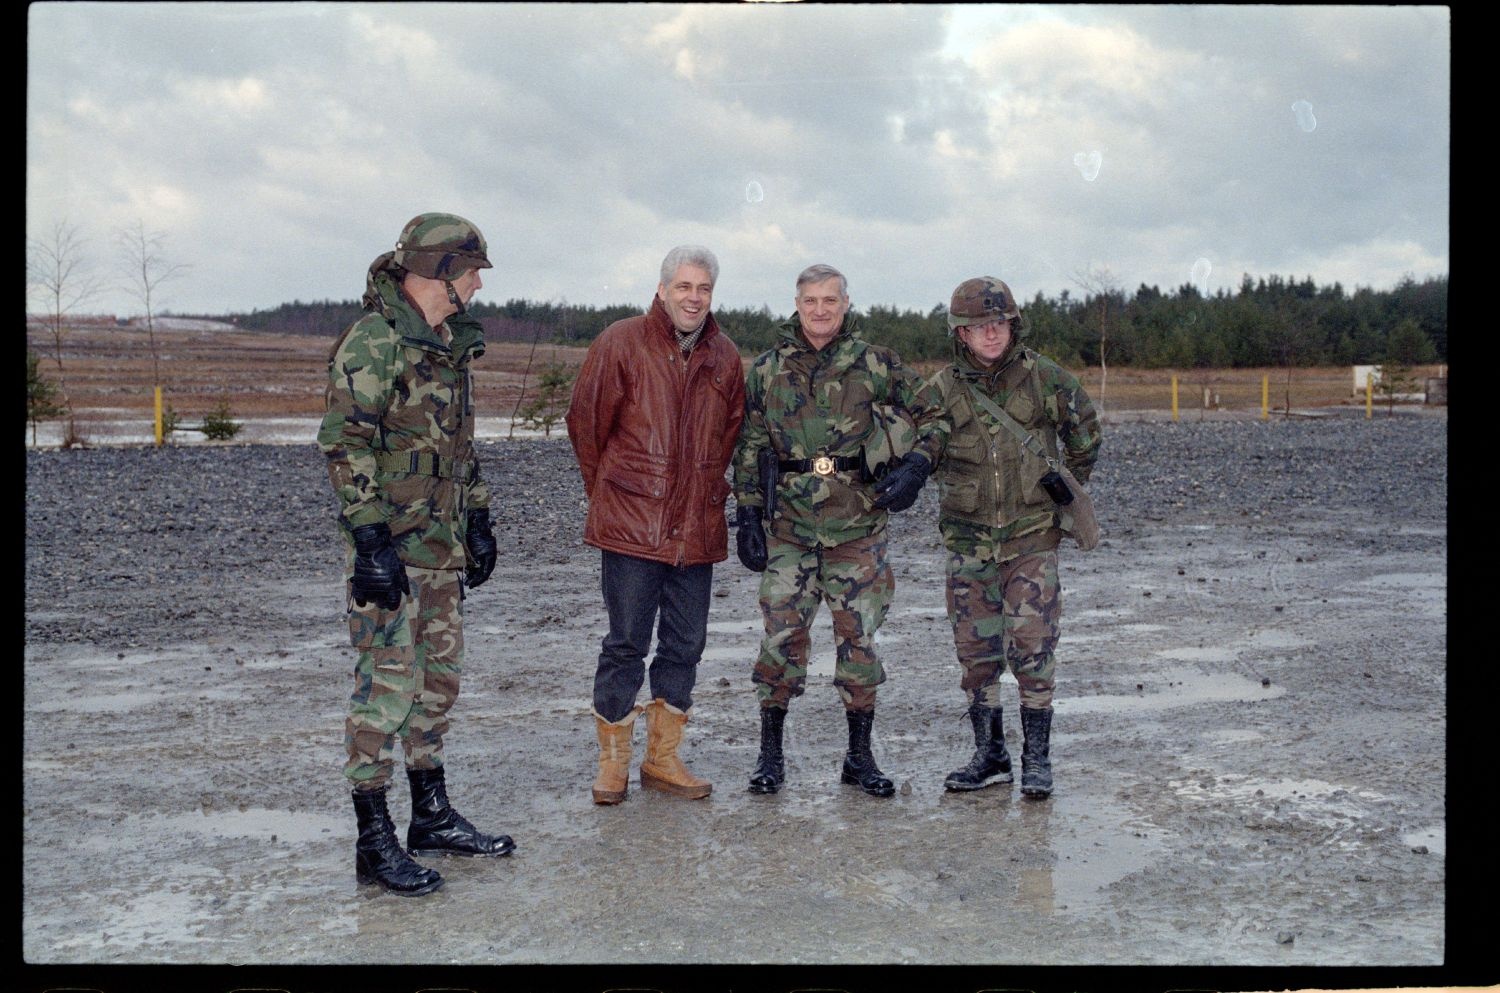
[201,272,1446,367]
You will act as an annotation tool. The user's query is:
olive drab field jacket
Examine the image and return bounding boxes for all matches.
[930,341,1100,552]
[318,261,489,571]
[565,296,746,567]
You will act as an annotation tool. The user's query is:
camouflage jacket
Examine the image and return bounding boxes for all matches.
[317,260,489,571]
[929,339,1100,558]
[733,313,948,548]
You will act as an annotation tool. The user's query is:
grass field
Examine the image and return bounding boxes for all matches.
[28,324,1446,427]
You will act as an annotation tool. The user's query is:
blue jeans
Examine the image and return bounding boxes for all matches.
[594,551,713,722]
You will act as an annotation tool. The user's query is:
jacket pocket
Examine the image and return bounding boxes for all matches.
[594,466,669,547]
[1004,389,1036,425]
[945,435,986,464]
[939,478,981,515]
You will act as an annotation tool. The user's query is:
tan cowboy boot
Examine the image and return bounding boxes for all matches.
[592,706,642,805]
[639,698,712,799]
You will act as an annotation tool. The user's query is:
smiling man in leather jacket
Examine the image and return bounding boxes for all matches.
[565,245,745,806]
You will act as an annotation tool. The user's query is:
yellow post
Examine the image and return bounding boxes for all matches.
[1170,375,1178,422]
[1260,375,1269,420]
[154,386,163,446]
[1366,373,1373,419]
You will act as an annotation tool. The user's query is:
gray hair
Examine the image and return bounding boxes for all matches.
[795,263,848,298]
[660,245,720,287]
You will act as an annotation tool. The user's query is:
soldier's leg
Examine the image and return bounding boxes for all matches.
[344,579,419,792]
[943,549,1015,790]
[401,568,465,771]
[647,562,713,712]
[1000,549,1061,798]
[999,550,1061,710]
[945,549,1009,709]
[594,551,667,723]
[752,536,823,710]
[823,532,892,713]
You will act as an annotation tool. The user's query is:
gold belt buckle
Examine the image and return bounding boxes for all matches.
[813,455,835,476]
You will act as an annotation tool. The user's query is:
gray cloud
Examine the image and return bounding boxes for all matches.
[27,3,1449,318]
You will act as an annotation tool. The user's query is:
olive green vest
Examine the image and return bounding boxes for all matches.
[933,348,1061,530]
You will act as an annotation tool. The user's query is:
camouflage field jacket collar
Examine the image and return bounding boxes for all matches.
[362,255,486,363]
[776,312,863,358]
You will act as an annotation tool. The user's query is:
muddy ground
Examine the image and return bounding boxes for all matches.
[21,411,1474,993]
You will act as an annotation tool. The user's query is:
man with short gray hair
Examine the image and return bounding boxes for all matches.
[732,264,948,797]
[566,245,745,805]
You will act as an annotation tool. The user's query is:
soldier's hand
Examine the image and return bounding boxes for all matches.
[464,507,499,589]
[350,522,410,611]
[871,452,932,513]
[735,505,768,572]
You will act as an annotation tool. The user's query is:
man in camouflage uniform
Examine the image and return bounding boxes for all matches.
[732,264,948,797]
[318,212,514,897]
[929,276,1101,799]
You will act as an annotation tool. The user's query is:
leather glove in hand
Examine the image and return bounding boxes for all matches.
[871,452,931,513]
[735,505,768,573]
[464,507,498,589]
[350,522,410,611]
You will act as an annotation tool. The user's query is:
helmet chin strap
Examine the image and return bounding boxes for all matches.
[444,279,466,316]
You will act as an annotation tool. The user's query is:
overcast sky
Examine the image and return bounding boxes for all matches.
[27,3,1450,320]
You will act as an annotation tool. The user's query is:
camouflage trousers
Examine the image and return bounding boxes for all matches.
[343,566,464,791]
[752,532,892,712]
[945,547,1061,710]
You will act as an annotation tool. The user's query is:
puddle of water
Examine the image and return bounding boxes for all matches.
[1204,728,1264,744]
[31,691,164,713]
[1154,646,1238,663]
[1072,608,1132,622]
[1401,824,1446,856]
[893,605,948,617]
[1245,628,1314,650]
[1356,572,1446,590]
[1061,667,1284,715]
[1169,774,1391,833]
[107,808,347,846]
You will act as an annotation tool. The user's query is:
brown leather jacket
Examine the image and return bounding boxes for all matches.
[565,296,746,566]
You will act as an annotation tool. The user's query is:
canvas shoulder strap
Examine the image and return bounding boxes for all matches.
[962,380,1060,472]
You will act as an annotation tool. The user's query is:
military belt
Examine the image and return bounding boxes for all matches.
[376,450,468,479]
[778,454,861,477]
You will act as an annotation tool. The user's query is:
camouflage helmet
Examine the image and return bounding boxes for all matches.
[946,276,1021,332]
[393,213,493,281]
[861,403,918,482]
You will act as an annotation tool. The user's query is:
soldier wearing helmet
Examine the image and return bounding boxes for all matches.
[731,264,949,798]
[927,275,1101,800]
[317,212,513,897]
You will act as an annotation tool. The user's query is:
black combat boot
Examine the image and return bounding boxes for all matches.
[943,705,1014,791]
[1019,706,1054,799]
[840,709,895,797]
[353,787,444,897]
[406,767,516,857]
[748,706,787,794]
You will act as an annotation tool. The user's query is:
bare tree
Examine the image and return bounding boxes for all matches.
[1072,264,1119,418]
[26,219,102,377]
[118,219,189,389]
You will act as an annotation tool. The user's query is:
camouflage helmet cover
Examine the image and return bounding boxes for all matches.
[946,276,1021,332]
[393,212,493,281]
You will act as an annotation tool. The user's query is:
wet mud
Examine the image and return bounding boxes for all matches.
[23,424,1449,973]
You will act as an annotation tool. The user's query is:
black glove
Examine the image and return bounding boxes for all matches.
[464,507,498,589]
[350,522,410,611]
[735,505,767,573]
[871,452,931,513]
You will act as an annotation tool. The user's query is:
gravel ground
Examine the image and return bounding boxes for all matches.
[22,410,1472,993]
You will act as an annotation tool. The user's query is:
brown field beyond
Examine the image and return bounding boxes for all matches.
[28,323,1445,426]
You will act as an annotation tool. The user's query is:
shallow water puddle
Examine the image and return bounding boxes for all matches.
[1168,774,1392,833]
[1060,667,1285,715]
[1401,824,1445,856]
[110,808,347,846]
